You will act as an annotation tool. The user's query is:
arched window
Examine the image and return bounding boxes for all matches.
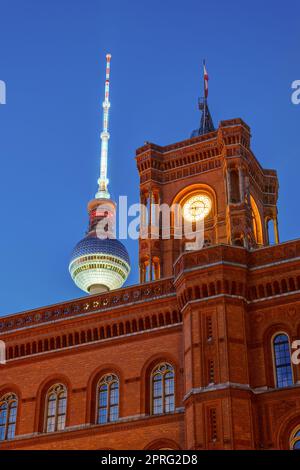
[97,374,119,424]
[273,334,293,388]
[250,195,263,245]
[0,393,18,441]
[290,426,300,450]
[151,363,175,415]
[45,384,67,433]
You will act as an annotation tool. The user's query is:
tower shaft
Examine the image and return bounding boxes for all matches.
[96,54,112,199]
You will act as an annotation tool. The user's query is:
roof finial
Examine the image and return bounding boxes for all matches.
[96,53,112,199]
[191,59,215,138]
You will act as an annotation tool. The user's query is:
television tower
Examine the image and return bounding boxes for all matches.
[69,54,131,294]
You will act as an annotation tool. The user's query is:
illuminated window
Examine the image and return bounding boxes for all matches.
[290,426,300,450]
[0,393,18,441]
[45,384,67,433]
[273,334,293,388]
[97,374,119,424]
[250,195,263,245]
[151,363,175,415]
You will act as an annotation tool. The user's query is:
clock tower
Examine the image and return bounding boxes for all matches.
[136,89,279,283]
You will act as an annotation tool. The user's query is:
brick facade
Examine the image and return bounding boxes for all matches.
[0,118,300,450]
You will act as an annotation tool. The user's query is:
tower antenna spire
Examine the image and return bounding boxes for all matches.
[96,53,112,199]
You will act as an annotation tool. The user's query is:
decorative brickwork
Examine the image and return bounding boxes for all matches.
[0,119,300,450]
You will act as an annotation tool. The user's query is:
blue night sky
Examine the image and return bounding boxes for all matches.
[0,0,299,316]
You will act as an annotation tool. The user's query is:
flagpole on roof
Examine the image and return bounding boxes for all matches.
[190,59,215,138]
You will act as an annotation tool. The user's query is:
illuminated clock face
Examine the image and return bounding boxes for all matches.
[183,194,212,222]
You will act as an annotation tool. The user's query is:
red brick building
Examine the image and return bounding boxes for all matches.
[1,117,300,450]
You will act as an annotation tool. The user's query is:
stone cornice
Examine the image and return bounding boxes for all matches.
[174,240,300,279]
[0,410,184,449]
[183,382,300,402]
